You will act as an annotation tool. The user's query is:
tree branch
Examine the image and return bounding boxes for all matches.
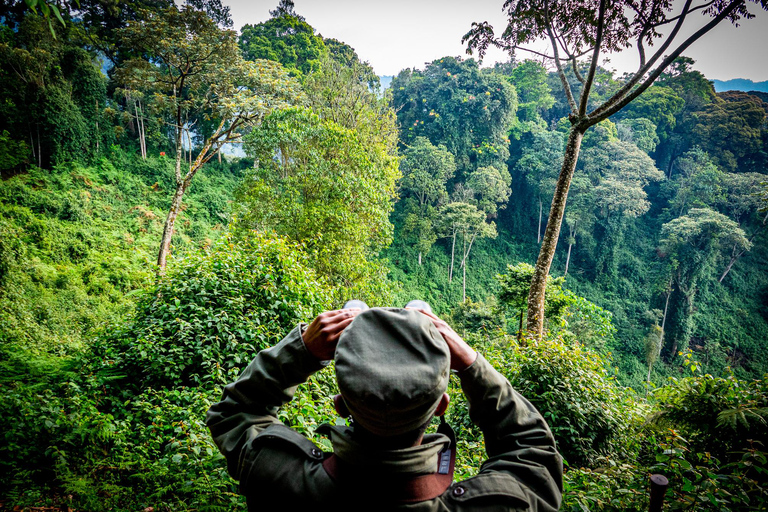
[578,0,607,116]
[544,0,578,116]
[650,1,717,29]
[571,56,586,84]
[592,0,743,123]
[588,0,696,121]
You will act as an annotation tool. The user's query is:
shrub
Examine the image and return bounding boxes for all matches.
[92,231,332,392]
[650,371,768,459]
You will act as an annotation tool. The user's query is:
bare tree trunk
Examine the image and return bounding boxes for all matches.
[537,198,543,244]
[134,99,146,159]
[461,235,467,301]
[526,128,584,336]
[418,251,422,266]
[37,125,42,168]
[660,287,671,350]
[449,232,456,283]
[565,222,577,275]
[463,257,467,302]
[718,251,740,283]
[461,233,477,303]
[29,130,35,164]
[157,182,187,271]
[517,309,524,341]
[158,118,186,273]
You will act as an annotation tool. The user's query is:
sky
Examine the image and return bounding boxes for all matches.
[225,0,768,82]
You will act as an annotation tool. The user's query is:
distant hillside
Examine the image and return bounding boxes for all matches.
[713,78,768,93]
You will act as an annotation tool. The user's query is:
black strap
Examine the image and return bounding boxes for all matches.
[322,421,457,503]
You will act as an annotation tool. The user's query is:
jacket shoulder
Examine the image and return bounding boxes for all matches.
[241,424,335,502]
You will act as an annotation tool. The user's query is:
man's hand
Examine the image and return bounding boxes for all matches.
[302,308,361,361]
[412,309,477,371]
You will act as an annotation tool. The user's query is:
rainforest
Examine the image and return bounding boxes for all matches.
[1,0,767,510]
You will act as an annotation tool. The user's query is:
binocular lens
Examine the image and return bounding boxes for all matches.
[342,300,432,314]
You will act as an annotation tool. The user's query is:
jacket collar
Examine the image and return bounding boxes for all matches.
[317,424,451,475]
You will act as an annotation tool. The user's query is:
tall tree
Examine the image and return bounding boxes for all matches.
[456,205,497,302]
[690,92,766,172]
[465,165,512,217]
[464,0,767,337]
[718,172,768,282]
[665,148,724,216]
[516,128,564,242]
[239,107,399,300]
[438,201,496,299]
[399,137,456,265]
[116,6,301,272]
[659,208,750,356]
[508,59,554,136]
[0,14,109,167]
[613,85,684,143]
[238,6,325,77]
[390,56,517,177]
[581,133,664,280]
[654,56,718,174]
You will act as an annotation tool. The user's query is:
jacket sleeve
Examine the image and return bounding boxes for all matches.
[205,324,326,481]
[457,353,563,511]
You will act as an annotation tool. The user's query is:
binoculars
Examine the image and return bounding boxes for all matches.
[343,300,432,314]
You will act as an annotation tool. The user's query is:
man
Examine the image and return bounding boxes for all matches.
[206,305,562,510]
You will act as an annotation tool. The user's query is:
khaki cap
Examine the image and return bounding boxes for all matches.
[334,308,450,437]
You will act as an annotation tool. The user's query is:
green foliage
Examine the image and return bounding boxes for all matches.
[691,92,766,172]
[660,208,751,355]
[3,5,768,509]
[512,337,641,468]
[92,231,331,390]
[0,154,240,378]
[0,130,31,171]
[0,16,109,167]
[615,85,684,142]
[238,10,326,77]
[399,137,456,260]
[239,107,399,303]
[496,262,572,330]
[616,117,660,154]
[651,372,768,458]
[508,59,554,129]
[0,230,334,510]
[489,335,641,468]
[390,56,517,176]
[664,148,725,216]
[557,292,617,353]
[561,428,768,511]
[516,128,564,234]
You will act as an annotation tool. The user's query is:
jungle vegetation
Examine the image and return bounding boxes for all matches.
[1,0,767,510]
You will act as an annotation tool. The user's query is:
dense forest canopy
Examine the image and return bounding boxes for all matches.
[1,0,767,510]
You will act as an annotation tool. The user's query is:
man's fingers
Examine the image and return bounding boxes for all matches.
[318,310,359,336]
[412,308,447,328]
[325,316,356,341]
[323,308,361,326]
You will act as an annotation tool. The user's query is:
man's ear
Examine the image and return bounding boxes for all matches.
[333,394,350,417]
[434,393,450,417]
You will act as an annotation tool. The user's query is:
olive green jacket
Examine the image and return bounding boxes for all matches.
[206,325,563,511]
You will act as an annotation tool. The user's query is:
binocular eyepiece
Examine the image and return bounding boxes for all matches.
[343,300,432,314]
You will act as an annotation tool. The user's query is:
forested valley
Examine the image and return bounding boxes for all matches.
[1,0,767,510]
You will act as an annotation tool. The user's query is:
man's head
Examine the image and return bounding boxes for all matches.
[333,308,451,439]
